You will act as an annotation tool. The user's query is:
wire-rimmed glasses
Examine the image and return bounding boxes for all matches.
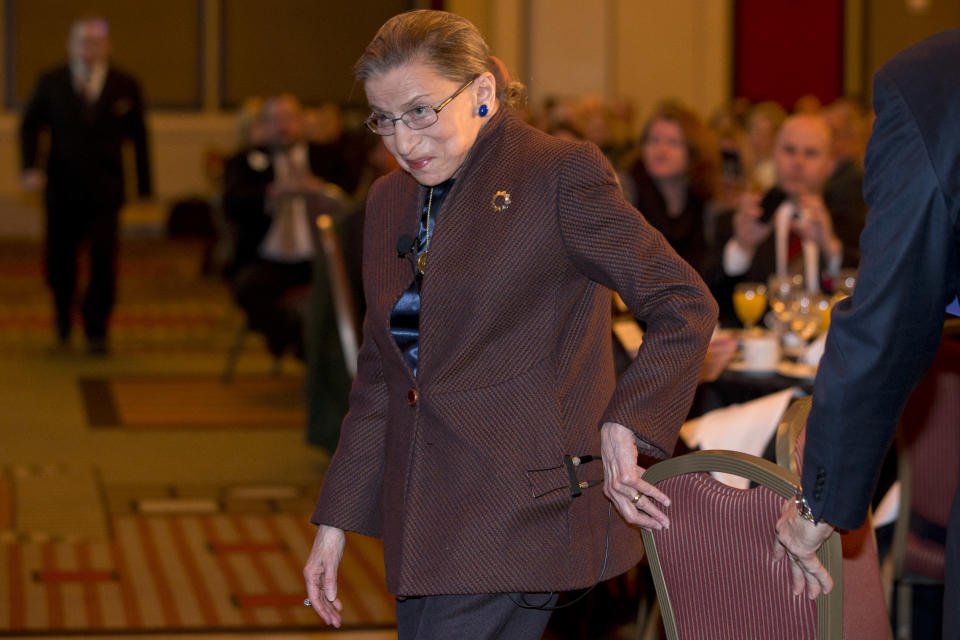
[364,77,476,136]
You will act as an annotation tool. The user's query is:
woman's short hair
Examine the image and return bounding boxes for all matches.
[355,10,526,109]
[641,100,720,202]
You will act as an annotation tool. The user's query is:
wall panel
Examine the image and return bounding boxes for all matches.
[865,0,960,100]
[219,0,407,108]
[5,0,202,109]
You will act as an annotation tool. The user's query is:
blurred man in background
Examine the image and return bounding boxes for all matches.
[20,16,152,355]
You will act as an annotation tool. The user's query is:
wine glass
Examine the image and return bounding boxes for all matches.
[767,274,803,330]
[834,268,857,296]
[733,282,768,331]
[786,290,829,341]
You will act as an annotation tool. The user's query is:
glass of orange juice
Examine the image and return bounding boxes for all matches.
[733,282,768,331]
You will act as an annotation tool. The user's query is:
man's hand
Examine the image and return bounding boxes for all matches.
[794,194,842,261]
[302,525,346,627]
[773,498,836,599]
[20,169,45,193]
[698,335,737,384]
[600,422,671,531]
[732,192,774,254]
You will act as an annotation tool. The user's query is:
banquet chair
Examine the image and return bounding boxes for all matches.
[640,450,843,640]
[776,396,892,640]
[890,336,960,639]
[221,205,358,383]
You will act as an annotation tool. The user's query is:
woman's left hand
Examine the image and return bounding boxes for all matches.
[600,422,671,530]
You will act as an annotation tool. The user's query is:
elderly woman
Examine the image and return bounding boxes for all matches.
[303,10,716,638]
[622,101,720,277]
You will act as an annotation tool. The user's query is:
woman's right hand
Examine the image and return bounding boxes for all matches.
[303,524,346,627]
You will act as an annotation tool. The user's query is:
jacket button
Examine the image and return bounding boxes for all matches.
[407,388,418,406]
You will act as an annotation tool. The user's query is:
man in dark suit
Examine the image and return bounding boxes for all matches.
[222,94,347,357]
[20,17,151,354]
[774,28,960,638]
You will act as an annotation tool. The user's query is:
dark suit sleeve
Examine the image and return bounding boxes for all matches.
[557,142,718,458]
[801,66,958,530]
[127,77,152,197]
[19,74,51,171]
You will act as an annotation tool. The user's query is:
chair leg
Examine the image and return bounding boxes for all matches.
[639,598,663,640]
[222,322,248,383]
[895,581,912,640]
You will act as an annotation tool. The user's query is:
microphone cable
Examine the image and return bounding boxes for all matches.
[508,502,613,611]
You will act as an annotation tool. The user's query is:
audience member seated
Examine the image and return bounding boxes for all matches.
[743,101,786,192]
[711,114,862,324]
[222,93,347,358]
[709,103,749,211]
[822,98,869,267]
[621,101,720,277]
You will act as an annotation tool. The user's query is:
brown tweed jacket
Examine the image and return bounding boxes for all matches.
[312,108,717,596]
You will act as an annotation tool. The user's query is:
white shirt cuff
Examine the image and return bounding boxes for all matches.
[723,239,754,276]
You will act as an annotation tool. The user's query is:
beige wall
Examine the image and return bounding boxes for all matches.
[1,0,735,232]
[452,0,733,129]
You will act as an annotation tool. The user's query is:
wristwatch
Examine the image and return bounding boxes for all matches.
[794,487,819,523]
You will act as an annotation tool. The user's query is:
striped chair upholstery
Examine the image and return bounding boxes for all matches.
[777,397,891,640]
[641,451,843,640]
[892,337,960,637]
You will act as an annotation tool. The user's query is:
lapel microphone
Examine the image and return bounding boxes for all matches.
[397,234,419,280]
[397,234,415,257]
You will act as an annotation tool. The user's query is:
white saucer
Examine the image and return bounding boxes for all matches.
[726,360,779,375]
[777,361,818,380]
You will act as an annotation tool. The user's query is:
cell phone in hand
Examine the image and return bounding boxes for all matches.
[758,186,788,224]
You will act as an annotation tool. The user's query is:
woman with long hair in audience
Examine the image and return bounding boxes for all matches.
[622,100,720,277]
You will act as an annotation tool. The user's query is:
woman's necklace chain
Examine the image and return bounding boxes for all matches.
[417,186,434,274]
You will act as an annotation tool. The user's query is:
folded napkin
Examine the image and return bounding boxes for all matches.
[679,387,802,489]
[802,333,826,365]
[873,481,900,529]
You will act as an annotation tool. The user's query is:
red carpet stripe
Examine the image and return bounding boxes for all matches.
[211,541,285,553]
[135,517,181,626]
[235,594,310,608]
[198,516,257,625]
[35,569,115,582]
[8,544,25,629]
[41,544,65,629]
[230,515,295,625]
[108,526,142,628]
[77,543,103,629]
[168,516,219,626]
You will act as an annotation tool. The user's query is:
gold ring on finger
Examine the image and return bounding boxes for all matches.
[631,491,642,505]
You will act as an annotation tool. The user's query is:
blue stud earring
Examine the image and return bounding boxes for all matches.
[478,104,489,117]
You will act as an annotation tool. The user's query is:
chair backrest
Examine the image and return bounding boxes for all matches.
[776,396,891,640]
[314,213,359,379]
[892,336,960,581]
[641,450,843,640]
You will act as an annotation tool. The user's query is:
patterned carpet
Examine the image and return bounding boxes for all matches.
[1,466,392,634]
[0,237,397,636]
[0,239,239,354]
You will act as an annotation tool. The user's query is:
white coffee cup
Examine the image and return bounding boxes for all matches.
[741,333,780,371]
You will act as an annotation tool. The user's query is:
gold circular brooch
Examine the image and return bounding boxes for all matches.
[491,190,512,212]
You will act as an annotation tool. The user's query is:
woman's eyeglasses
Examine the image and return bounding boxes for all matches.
[364,78,475,136]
